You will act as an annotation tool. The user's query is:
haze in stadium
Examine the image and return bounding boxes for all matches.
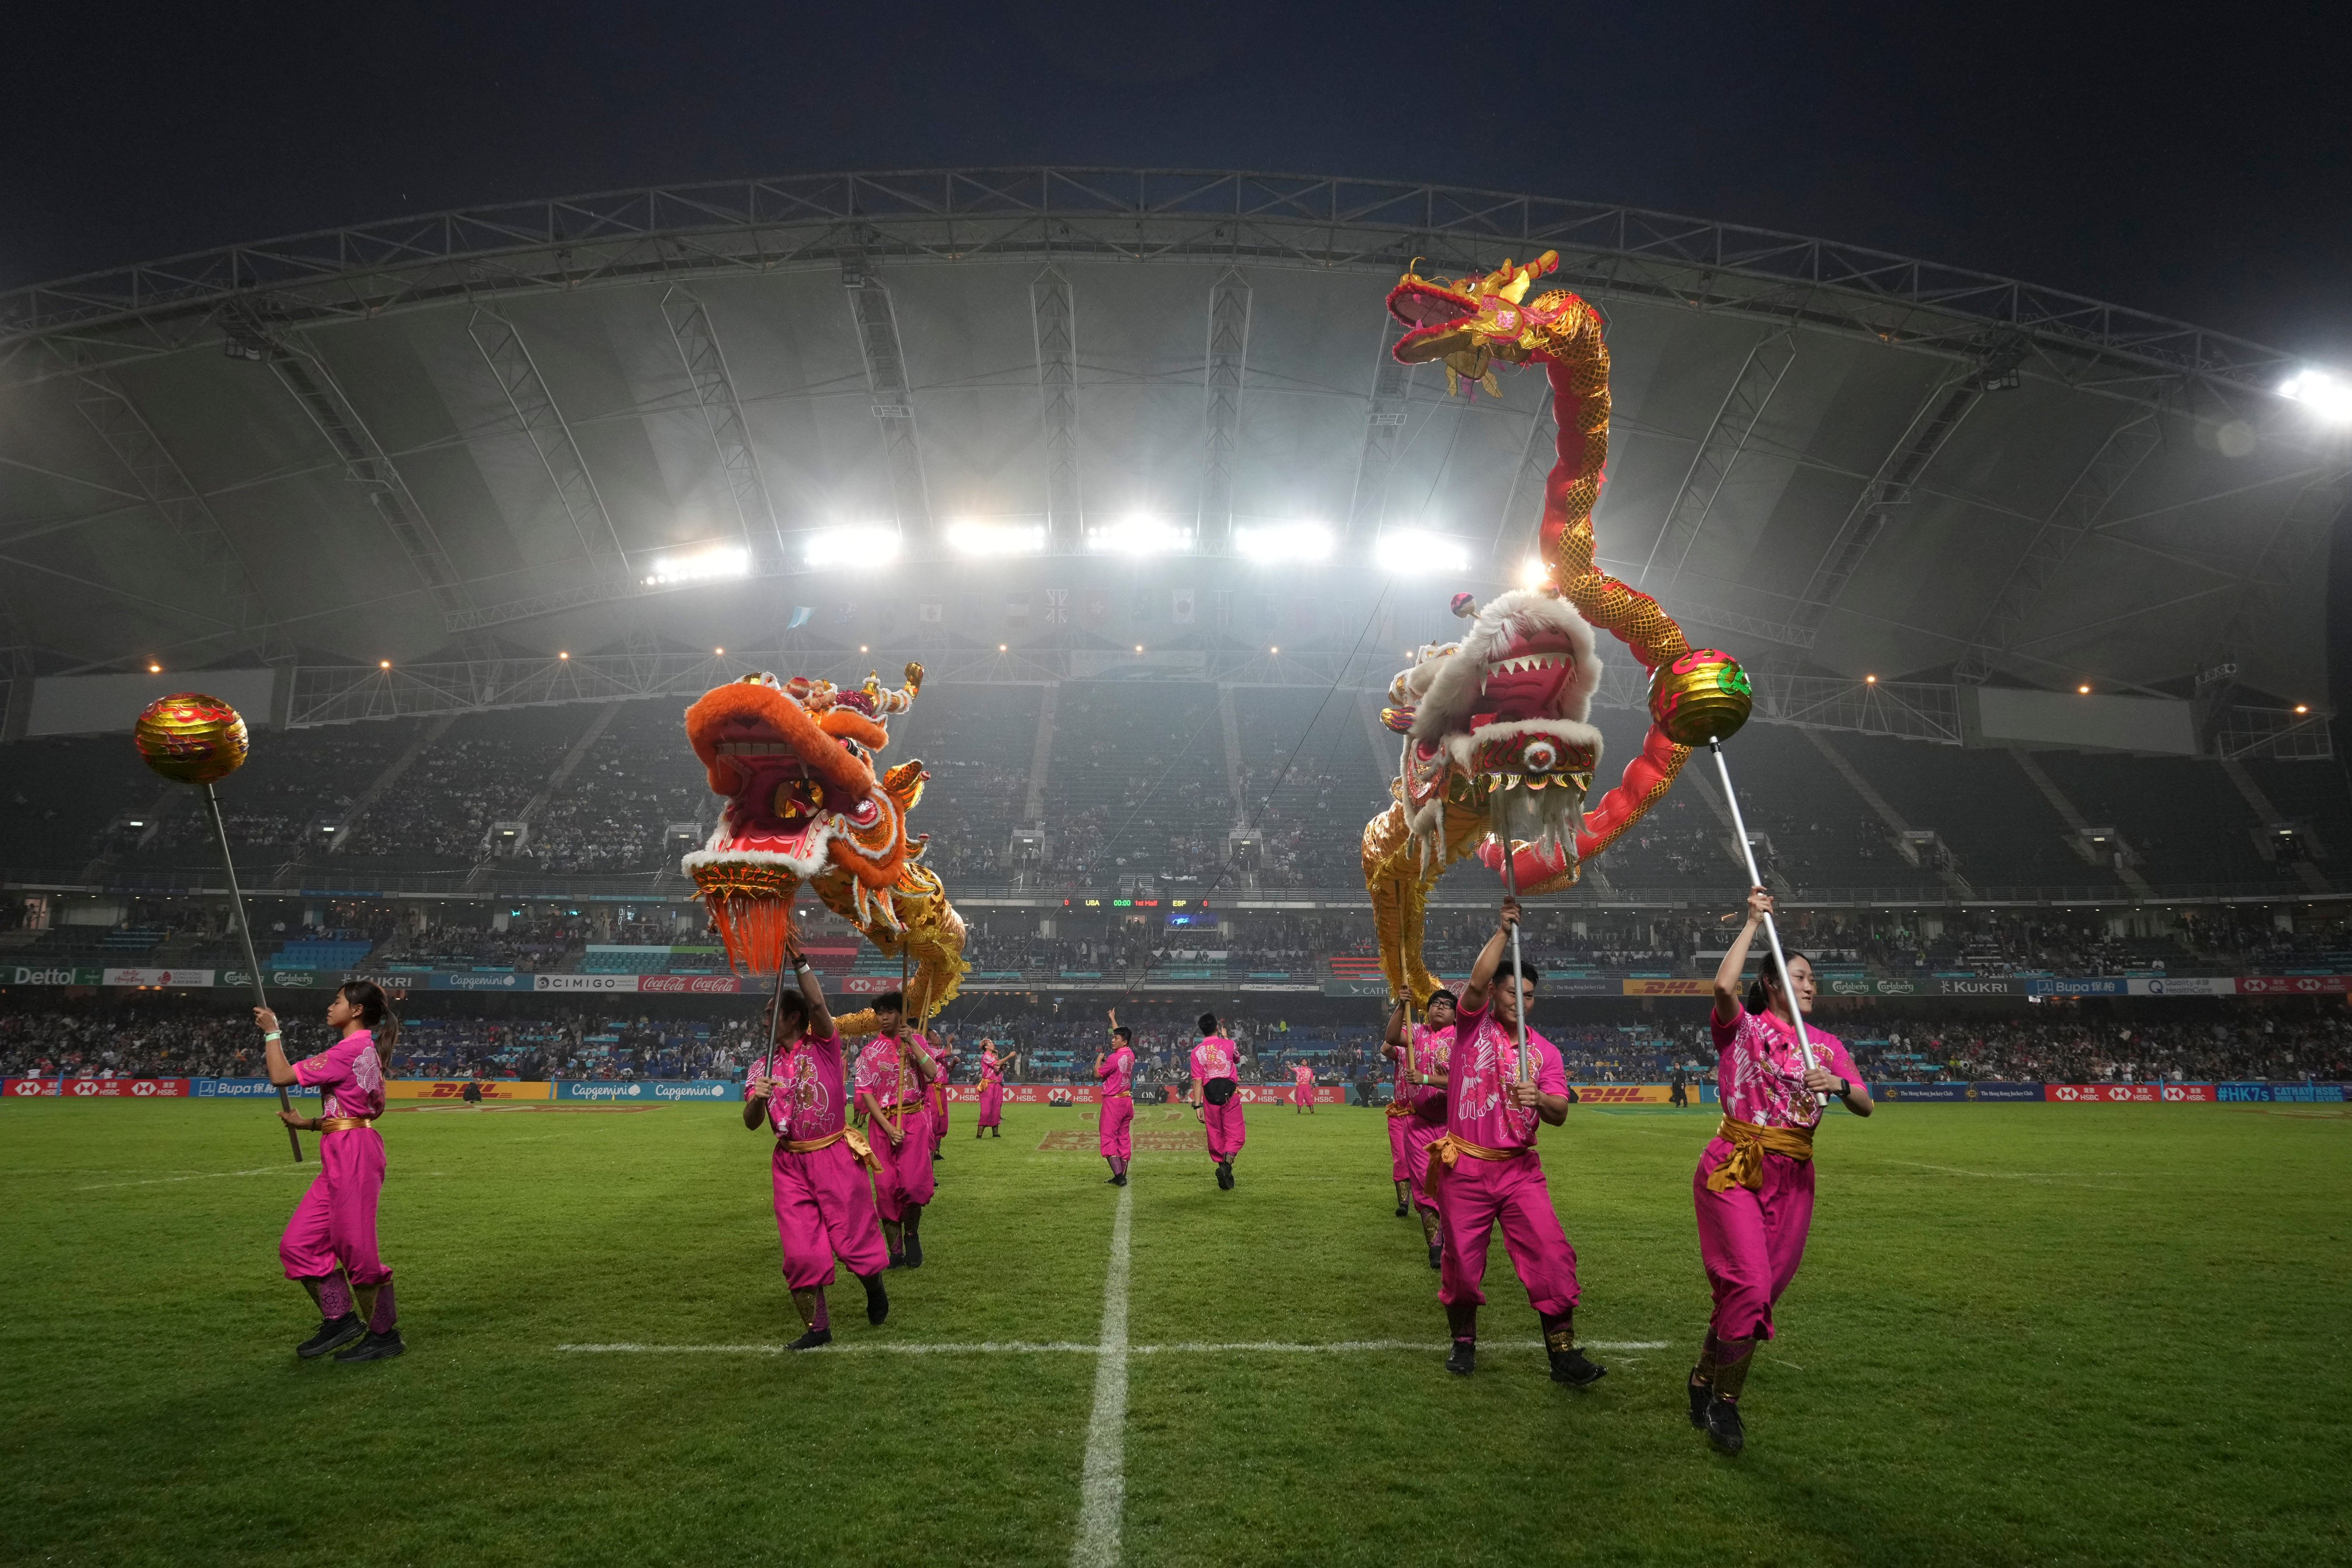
[3,7,2349,1566]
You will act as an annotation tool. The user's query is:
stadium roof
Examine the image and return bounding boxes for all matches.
[1,168,2342,725]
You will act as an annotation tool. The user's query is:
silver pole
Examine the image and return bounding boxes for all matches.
[1500,844,1531,1084]
[1706,741,1824,1095]
[206,782,302,1162]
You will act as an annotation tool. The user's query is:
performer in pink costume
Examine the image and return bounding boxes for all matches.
[1382,988,1457,1267]
[743,945,890,1349]
[1096,1010,1137,1186]
[1289,1059,1316,1113]
[1689,887,1871,1454]
[1188,1013,1247,1191]
[926,1031,956,1161]
[257,980,403,1363]
[852,990,940,1269]
[1427,897,1604,1387]
[974,1040,1005,1138]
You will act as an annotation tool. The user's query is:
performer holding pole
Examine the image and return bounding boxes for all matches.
[852,990,939,1268]
[1709,739,1821,1090]
[1427,894,1601,1387]
[744,941,890,1349]
[1381,989,1457,1268]
[258,980,404,1361]
[130,692,299,1160]
[1687,885,1872,1455]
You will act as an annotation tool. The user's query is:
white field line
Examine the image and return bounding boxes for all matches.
[555,1338,1671,1357]
[1886,1160,2131,1183]
[76,1165,308,1190]
[1071,1180,1132,1568]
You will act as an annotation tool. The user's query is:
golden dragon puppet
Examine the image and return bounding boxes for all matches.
[1361,251,1754,1006]
[682,663,967,1029]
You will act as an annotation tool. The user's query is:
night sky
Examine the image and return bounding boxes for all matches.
[6,1,2348,361]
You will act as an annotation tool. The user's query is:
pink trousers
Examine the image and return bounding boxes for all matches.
[1387,1113,1411,1182]
[1202,1096,1247,1161]
[978,1082,1004,1127]
[1436,1152,1579,1317]
[868,1107,936,1221]
[279,1127,390,1287]
[1402,1116,1446,1214]
[930,1085,949,1151]
[1290,1085,1312,1107]
[1099,1095,1133,1159]
[1692,1140,1816,1342]
[772,1140,888,1288]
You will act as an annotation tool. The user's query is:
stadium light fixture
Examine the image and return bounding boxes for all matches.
[380,660,392,670]
[998,643,1008,652]
[714,647,724,656]
[643,544,752,586]
[1233,522,1333,564]
[2296,704,2311,714]
[1374,529,1470,574]
[1087,516,1190,556]
[1516,557,1549,590]
[803,527,899,571]
[147,661,161,673]
[948,519,1048,558]
[2278,369,2352,423]
[1270,645,1280,654]
[2078,683,2092,694]
[558,651,569,660]
[1864,674,1877,684]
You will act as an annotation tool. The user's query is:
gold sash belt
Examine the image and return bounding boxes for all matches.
[1705,1116,1816,1194]
[782,1126,879,1173]
[1420,1133,1528,1200]
[316,1116,378,1133]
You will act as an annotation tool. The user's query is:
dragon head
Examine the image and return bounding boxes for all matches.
[1386,251,1594,396]
[1381,587,1603,863]
[683,663,927,892]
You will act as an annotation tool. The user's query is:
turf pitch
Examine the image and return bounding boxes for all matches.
[2,1096,2346,1566]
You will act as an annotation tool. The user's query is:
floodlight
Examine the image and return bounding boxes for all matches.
[1516,556,1549,589]
[802,527,900,570]
[2279,370,2352,423]
[1374,529,1470,573]
[1087,516,1189,556]
[644,545,752,585]
[948,519,1048,558]
[1233,522,1333,564]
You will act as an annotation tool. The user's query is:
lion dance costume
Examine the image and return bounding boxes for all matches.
[1361,252,1753,1006]
[682,663,967,1028]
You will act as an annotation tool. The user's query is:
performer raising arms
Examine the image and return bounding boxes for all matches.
[1096,1012,1137,1186]
[852,990,940,1269]
[1189,1013,1246,1191]
[1430,897,1603,1387]
[744,945,890,1350]
[1689,887,1871,1454]
[974,1038,1005,1139]
[1381,989,1457,1267]
[257,980,403,1363]
[1289,1059,1316,1114]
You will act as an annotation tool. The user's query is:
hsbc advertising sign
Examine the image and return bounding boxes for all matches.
[53,1078,190,1098]
[2236,976,2350,995]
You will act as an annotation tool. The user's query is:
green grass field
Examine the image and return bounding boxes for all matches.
[3,1095,2347,1567]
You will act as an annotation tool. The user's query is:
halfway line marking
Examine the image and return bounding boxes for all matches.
[554,1338,1670,1357]
[1071,1180,1132,1568]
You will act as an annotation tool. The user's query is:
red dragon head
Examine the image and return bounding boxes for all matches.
[1386,250,1596,397]
[682,665,929,964]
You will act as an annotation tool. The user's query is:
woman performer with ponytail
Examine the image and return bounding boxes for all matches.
[1688,887,1872,1454]
[974,1038,1005,1139]
[1381,988,1457,1268]
[257,980,404,1363]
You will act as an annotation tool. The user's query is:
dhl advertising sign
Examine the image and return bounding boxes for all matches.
[1620,979,1713,997]
[383,1079,554,1101]
[1569,1084,1682,1104]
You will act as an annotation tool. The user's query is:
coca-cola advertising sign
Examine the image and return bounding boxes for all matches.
[638,975,745,995]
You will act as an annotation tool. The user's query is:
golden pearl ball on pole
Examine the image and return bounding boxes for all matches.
[1647,649,1754,747]
[132,693,250,785]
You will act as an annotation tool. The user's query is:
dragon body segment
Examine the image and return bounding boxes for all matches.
[683,663,967,1026]
[1363,252,1703,1006]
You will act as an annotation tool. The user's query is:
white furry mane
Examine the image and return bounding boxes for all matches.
[1404,589,1601,741]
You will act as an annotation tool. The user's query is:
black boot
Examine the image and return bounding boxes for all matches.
[1428,1241,1443,1270]
[1216,1159,1234,1190]
[1445,1302,1477,1376]
[296,1314,364,1360]
[903,1207,925,1269]
[859,1269,890,1326]
[1393,1179,1411,1219]
[1704,1396,1745,1454]
[333,1329,405,1362]
[1689,1373,1713,1428]
[1541,1311,1606,1388]
[787,1326,833,1350]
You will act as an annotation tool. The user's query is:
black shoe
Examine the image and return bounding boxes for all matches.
[1688,1375,1712,1428]
[932,1150,943,1161]
[1446,1339,1476,1376]
[787,1327,833,1351]
[861,1273,890,1326]
[297,1314,364,1360]
[904,1231,924,1269]
[1111,1173,1127,1186]
[1705,1396,1745,1454]
[1548,1346,1607,1388]
[1216,1161,1234,1190]
[333,1329,405,1363]
[1427,1241,1443,1270]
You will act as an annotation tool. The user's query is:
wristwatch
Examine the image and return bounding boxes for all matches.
[1835,1076,1852,1099]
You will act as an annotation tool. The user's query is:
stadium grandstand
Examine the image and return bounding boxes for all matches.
[1,168,2347,1074]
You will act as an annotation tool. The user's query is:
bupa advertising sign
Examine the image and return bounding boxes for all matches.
[194,1077,287,1098]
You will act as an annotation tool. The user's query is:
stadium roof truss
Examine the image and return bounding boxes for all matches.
[0,169,2341,743]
